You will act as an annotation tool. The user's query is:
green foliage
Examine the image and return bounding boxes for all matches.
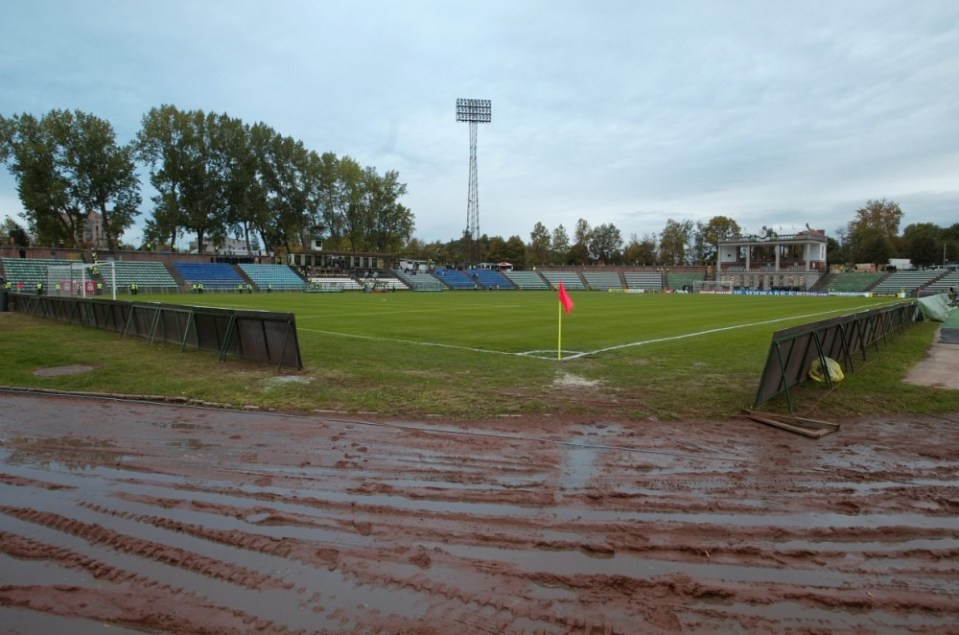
[527,222,551,265]
[2,216,31,246]
[135,105,411,256]
[0,109,140,249]
[623,233,657,266]
[902,222,944,268]
[588,223,623,263]
[658,218,693,265]
[847,199,903,264]
[550,224,570,264]
[694,216,742,265]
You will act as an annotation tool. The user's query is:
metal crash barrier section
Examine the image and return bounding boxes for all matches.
[9,294,303,371]
[754,301,918,414]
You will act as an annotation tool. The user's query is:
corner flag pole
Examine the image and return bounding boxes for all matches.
[558,295,563,360]
[557,281,574,360]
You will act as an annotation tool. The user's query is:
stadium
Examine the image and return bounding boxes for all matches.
[2,235,959,634]
[3,232,959,421]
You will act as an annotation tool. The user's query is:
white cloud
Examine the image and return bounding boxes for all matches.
[2,0,957,247]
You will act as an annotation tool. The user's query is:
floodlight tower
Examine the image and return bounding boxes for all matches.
[456,98,491,264]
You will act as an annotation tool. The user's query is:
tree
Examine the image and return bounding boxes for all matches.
[2,215,31,246]
[588,223,623,263]
[338,156,366,252]
[527,221,551,266]
[847,199,903,264]
[551,224,570,264]
[484,235,508,263]
[944,223,959,264]
[503,235,527,268]
[854,227,896,266]
[658,218,693,266]
[136,105,226,254]
[360,168,413,253]
[901,222,942,269]
[832,225,850,266]
[0,109,141,249]
[694,216,742,265]
[623,233,657,265]
[825,236,842,268]
[572,218,592,261]
[315,151,344,247]
[259,133,323,254]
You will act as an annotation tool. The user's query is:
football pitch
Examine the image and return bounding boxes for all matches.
[98,289,930,421]
[182,290,900,360]
[5,290,944,420]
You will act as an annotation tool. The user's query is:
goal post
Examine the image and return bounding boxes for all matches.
[693,279,735,294]
[46,261,117,300]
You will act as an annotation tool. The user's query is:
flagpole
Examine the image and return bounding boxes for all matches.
[557,295,562,361]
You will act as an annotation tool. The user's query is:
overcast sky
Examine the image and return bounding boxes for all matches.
[2,0,958,249]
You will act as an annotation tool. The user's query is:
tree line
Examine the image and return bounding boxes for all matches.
[3,109,957,270]
[0,107,413,255]
[403,204,958,270]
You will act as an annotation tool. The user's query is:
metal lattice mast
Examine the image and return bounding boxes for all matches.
[456,99,491,264]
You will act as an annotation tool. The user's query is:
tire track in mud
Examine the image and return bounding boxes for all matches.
[0,529,296,634]
[0,506,291,592]
[72,500,630,633]
[2,394,959,633]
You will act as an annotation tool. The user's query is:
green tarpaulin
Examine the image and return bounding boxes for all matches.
[917,293,955,323]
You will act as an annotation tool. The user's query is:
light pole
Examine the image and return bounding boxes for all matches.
[456,98,491,264]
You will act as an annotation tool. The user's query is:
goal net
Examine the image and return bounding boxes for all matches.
[693,279,735,294]
[46,261,117,300]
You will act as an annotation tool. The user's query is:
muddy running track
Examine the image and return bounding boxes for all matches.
[0,390,957,634]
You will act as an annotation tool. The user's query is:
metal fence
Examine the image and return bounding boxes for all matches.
[753,301,919,413]
[9,294,303,370]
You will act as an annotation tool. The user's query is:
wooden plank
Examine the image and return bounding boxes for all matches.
[742,410,839,439]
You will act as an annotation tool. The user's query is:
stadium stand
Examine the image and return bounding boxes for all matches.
[826,271,886,293]
[393,270,447,291]
[923,271,959,295]
[623,271,663,291]
[307,276,363,291]
[666,271,705,290]
[173,262,245,290]
[503,270,549,290]
[239,263,306,291]
[809,272,838,292]
[467,268,515,289]
[582,271,624,291]
[541,271,586,290]
[361,271,408,290]
[870,270,941,295]
[108,260,179,291]
[1,257,80,290]
[432,268,479,289]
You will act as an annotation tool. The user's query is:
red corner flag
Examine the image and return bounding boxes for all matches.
[558,281,574,314]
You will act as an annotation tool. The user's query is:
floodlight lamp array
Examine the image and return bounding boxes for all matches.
[456,98,491,123]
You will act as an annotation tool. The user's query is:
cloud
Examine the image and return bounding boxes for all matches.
[1,0,957,247]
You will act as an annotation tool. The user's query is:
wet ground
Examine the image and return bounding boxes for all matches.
[1,390,958,634]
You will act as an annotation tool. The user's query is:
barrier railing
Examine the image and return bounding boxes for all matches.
[753,301,918,413]
[9,294,303,371]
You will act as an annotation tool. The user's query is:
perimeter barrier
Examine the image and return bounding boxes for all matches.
[753,301,919,414]
[8,294,303,371]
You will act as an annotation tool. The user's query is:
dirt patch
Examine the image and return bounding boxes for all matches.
[0,391,957,633]
[32,365,94,377]
[552,371,601,389]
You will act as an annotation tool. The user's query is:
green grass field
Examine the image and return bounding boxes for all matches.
[2,290,955,421]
